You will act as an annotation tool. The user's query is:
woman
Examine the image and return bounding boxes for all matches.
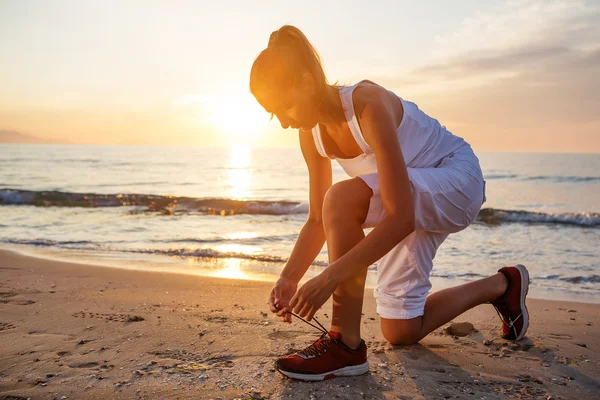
[249,25,529,381]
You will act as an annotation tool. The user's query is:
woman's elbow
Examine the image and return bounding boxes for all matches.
[306,215,324,228]
[388,211,415,236]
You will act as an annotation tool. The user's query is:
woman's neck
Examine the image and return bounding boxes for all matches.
[316,85,346,128]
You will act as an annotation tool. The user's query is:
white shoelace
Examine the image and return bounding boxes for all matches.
[493,305,522,337]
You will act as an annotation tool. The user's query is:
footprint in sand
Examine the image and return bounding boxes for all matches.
[72,311,144,323]
[426,344,450,349]
[547,333,573,340]
[267,330,307,340]
[0,291,35,305]
[151,349,236,370]
[0,299,36,305]
[0,322,16,332]
[68,361,100,369]
[0,291,17,299]
[366,340,392,354]
[202,314,269,327]
[205,315,229,323]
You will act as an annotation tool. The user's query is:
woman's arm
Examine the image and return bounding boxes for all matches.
[322,84,414,286]
[278,129,332,283]
[289,84,415,320]
[269,128,332,321]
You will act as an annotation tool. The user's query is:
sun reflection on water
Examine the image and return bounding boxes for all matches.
[227,146,252,199]
[209,258,254,280]
[215,243,261,255]
[223,231,259,240]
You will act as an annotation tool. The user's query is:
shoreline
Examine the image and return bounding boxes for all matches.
[3,243,600,306]
[1,248,599,399]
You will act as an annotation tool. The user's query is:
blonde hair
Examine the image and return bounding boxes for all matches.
[250,25,333,110]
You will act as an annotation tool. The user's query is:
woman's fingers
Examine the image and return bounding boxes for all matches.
[276,306,288,317]
[305,306,317,322]
[272,286,282,307]
[298,302,312,319]
[289,293,298,310]
[268,291,279,313]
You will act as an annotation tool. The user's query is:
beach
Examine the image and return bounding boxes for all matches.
[1,249,598,400]
[2,1,599,398]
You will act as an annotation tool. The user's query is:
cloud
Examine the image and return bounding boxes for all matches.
[389,1,599,87]
[372,1,600,152]
[432,0,597,56]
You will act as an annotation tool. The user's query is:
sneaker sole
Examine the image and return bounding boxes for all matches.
[514,264,529,341]
[276,361,370,381]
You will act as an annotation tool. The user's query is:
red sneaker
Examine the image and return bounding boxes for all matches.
[491,264,530,340]
[275,331,369,381]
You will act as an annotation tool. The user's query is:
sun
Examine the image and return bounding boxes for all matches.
[205,93,270,141]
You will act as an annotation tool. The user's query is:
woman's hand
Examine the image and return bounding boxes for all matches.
[289,272,337,321]
[268,277,298,323]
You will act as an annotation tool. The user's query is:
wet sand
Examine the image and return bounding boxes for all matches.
[0,249,598,399]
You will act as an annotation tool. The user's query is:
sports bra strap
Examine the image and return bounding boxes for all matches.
[310,81,375,158]
[339,82,373,154]
[311,124,328,158]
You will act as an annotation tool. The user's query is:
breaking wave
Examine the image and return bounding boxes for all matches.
[478,208,600,227]
[1,188,598,227]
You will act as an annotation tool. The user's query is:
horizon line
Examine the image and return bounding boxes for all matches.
[1,142,599,155]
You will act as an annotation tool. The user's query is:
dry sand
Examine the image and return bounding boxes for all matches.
[0,249,598,399]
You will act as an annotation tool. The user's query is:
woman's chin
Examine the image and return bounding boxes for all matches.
[299,122,317,131]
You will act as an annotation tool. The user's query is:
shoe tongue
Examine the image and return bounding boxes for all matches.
[328,331,342,340]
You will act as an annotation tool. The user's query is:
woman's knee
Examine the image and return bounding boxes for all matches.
[323,178,372,226]
[380,317,423,345]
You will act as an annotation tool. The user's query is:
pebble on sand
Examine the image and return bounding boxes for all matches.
[445,322,475,337]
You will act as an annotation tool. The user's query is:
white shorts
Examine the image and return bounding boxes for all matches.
[359,148,486,320]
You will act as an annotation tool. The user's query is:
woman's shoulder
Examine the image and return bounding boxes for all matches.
[351,80,403,118]
[352,80,389,109]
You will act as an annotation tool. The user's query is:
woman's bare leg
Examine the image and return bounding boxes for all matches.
[322,179,372,349]
[381,273,508,344]
[321,179,510,347]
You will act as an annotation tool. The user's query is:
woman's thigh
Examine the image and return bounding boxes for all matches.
[359,152,485,233]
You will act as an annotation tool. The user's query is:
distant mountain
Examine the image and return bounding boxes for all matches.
[0,130,72,144]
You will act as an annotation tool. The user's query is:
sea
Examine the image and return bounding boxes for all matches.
[1,144,599,303]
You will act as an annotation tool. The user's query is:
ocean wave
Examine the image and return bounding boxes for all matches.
[478,208,600,227]
[123,247,331,266]
[430,271,486,279]
[1,188,598,227]
[561,275,600,284]
[484,173,519,180]
[537,274,600,284]
[4,239,94,247]
[0,188,307,216]
[483,173,600,183]
[148,233,299,245]
[522,175,600,183]
[0,238,327,266]
[3,238,599,288]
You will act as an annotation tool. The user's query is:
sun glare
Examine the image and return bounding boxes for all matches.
[205,93,269,141]
[227,146,252,199]
[210,258,254,280]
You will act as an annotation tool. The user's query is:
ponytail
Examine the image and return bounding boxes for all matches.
[250,25,330,104]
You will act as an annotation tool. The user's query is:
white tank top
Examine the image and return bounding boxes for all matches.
[311,80,471,177]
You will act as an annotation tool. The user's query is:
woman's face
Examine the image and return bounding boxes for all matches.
[256,82,320,131]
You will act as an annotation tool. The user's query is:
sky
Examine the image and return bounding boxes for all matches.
[0,0,599,152]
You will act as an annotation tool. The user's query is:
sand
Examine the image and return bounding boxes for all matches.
[0,249,598,400]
